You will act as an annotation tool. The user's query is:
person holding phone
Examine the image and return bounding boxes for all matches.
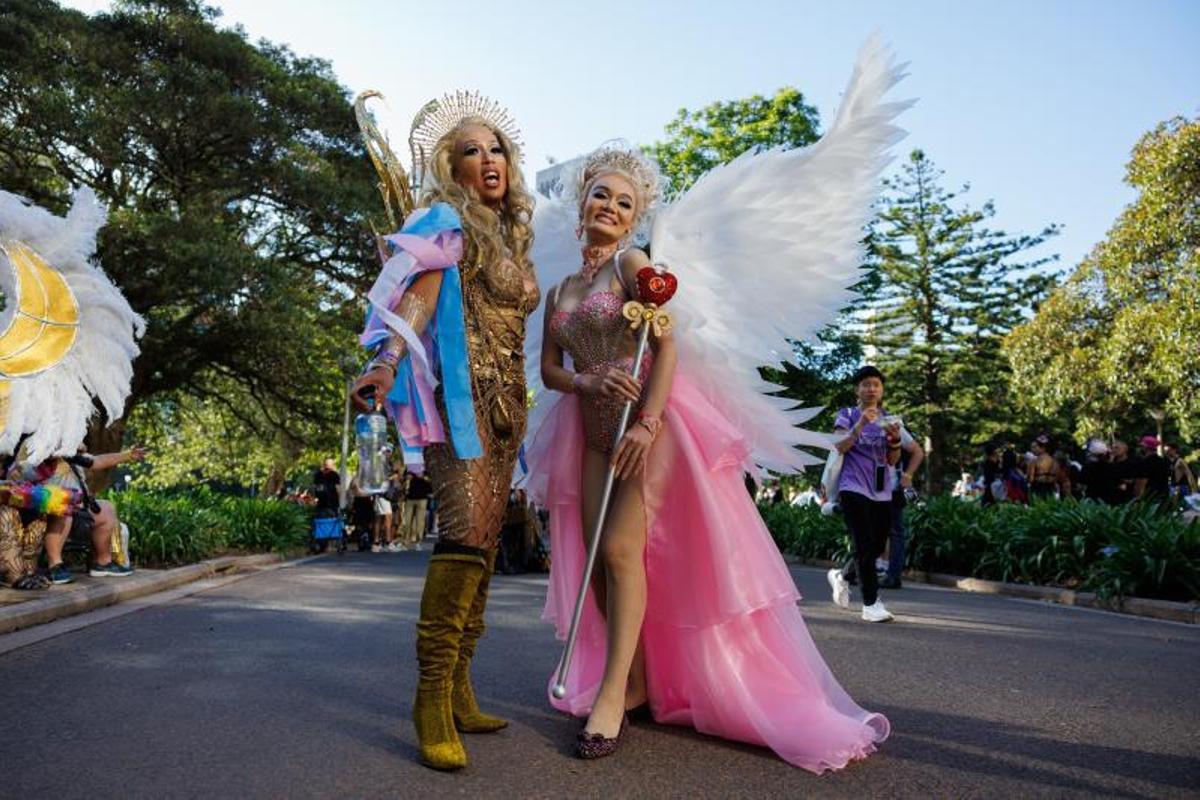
[827,366,902,622]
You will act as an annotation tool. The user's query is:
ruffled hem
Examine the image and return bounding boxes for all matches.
[527,375,890,773]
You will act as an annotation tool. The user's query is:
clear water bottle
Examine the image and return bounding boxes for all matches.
[355,394,390,495]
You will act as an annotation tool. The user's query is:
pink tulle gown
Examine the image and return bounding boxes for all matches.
[527,286,889,774]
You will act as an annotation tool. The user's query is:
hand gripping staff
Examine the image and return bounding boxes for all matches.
[552,267,678,700]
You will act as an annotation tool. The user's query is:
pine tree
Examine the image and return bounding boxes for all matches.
[862,150,1059,490]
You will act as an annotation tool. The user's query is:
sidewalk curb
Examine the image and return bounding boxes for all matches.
[0,553,287,636]
[789,557,1200,624]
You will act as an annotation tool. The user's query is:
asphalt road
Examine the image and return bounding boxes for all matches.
[1,551,1197,799]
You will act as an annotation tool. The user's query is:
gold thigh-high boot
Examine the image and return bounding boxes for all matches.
[413,547,488,770]
[453,549,509,733]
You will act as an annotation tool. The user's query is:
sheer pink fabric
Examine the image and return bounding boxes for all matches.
[527,374,890,773]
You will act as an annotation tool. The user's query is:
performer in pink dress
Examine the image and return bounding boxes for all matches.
[524,37,910,772]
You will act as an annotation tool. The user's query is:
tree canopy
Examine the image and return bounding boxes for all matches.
[0,0,378,488]
[647,87,820,196]
[1006,116,1200,443]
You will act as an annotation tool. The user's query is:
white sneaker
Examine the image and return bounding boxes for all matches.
[371,544,383,553]
[861,600,895,623]
[411,542,423,552]
[387,542,404,552]
[827,568,850,609]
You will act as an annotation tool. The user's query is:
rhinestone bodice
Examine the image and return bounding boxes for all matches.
[550,289,652,453]
[549,291,631,372]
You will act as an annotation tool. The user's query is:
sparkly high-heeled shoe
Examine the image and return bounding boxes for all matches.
[575,714,628,760]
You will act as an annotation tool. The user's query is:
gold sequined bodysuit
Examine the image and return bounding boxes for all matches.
[424,252,540,550]
[550,288,652,454]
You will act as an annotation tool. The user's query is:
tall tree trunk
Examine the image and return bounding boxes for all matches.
[85,414,126,495]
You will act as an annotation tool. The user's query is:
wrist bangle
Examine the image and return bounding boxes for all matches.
[636,413,662,441]
[571,373,585,394]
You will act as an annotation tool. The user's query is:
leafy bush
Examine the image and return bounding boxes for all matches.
[108,488,311,567]
[759,502,851,564]
[762,495,1200,602]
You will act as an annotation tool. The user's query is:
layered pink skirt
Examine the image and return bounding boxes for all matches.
[526,375,889,773]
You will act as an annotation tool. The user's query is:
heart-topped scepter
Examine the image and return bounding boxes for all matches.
[553,264,678,701]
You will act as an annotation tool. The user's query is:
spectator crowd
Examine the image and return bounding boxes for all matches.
[958,434,1195,509]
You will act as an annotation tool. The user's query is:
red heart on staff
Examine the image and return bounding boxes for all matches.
[636,266,677,306]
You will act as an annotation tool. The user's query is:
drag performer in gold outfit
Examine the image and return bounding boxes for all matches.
[352,91,537,770]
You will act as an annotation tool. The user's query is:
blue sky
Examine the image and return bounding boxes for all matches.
[63,0,1199,274]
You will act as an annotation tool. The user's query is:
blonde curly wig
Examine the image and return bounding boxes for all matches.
[420,117,533,272]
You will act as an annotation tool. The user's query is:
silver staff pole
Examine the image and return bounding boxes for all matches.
[552,306,659,700]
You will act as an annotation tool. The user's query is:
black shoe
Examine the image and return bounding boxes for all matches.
[878,575,902,590]
[626,702,653,723]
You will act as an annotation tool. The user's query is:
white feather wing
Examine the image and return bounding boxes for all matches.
[524,188,581,439]
[648,35,910,473]
[0,188,144,462]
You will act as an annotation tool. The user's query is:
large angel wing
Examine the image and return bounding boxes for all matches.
[648,34,911,473]
[0,188,145,462]
[524,187,582,439]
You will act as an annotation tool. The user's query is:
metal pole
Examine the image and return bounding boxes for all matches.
[552,320,653,700]
[339,377,353,510]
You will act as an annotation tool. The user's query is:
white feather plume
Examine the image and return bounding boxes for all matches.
[525,36,909,474]
[647,34,911,473]
[0,187,145,462]
[524,186,583,440]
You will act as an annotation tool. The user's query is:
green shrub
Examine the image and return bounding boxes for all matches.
[762,495,1200,603]
[759,502,851,564]
[108,487,311,567]
[109,489,227,566]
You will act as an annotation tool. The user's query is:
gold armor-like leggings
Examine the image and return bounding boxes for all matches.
[423,378,526,552]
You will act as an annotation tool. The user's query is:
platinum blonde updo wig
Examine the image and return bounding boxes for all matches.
[571,141,662,242]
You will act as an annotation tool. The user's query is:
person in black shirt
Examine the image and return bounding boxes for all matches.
[1135,436,1172,505]
[1108,440,1137,504]
[313,458,342,517]
[1080,440,1117,504]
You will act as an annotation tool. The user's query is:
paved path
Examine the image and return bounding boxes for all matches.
[1,551,1197,798]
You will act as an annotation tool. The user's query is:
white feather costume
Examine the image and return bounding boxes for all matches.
[0,188,144,462]
[526,35,910,473]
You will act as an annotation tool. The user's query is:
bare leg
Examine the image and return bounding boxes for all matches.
[43,515,69,566]
[91,501,117,566]
[583,476,647,738]
[625,636,647,709]
[579,450,609,617]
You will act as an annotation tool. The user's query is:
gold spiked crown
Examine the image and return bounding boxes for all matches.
[408,90,523,185]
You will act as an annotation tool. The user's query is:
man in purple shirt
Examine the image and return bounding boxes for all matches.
[827,366,902,622]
